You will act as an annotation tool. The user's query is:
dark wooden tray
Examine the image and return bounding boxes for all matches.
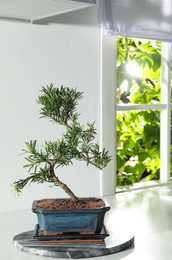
[33,224,109,242]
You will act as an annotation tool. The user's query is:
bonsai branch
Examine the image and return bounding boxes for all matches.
[12,85,112,202]
[50,154,61,169]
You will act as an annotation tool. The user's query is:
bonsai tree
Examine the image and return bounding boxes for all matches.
[12,84,112,202]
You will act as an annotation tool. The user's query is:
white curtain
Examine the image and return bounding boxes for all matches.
[98,0,172,41]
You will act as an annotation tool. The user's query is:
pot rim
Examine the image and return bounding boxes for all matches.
[32,197,110,214]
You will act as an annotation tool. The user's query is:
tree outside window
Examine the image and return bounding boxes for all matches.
[116,38,165,186]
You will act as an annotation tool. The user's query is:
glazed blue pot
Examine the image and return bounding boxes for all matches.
[32,198,110,234]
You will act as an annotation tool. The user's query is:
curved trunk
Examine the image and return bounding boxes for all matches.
[49,154,78,202]
[52,176,78,202]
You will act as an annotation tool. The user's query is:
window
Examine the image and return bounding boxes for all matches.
[116,38,161,186]
[100,33,172,196]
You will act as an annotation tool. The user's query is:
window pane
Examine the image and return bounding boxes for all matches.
[116,110,160,186]
[117,38,161,105]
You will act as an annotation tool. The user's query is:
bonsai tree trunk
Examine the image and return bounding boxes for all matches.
[52,176,78,202]
[49,154,78,202]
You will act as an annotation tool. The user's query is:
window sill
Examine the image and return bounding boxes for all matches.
[116,179,172,193]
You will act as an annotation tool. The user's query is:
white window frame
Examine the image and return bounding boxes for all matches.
[100,34,172,196]
[100,31,116,197]
[160,42,171,182]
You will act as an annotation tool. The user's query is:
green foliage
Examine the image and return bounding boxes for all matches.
[37,84,83,126]
[117,38,162,186]
[12,85,112,195]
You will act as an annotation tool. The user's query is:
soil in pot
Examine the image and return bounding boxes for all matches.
[36,198,105,210]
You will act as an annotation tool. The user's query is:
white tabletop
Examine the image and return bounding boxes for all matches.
[1,183,172,260]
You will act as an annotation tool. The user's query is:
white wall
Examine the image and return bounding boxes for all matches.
[0,5,101,212]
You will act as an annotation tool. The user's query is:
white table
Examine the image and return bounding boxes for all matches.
[1,184,172,260]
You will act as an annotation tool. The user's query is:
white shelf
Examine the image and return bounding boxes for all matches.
[0,0,96,22]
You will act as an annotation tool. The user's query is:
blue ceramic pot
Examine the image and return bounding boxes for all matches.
[32,198,110,234]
